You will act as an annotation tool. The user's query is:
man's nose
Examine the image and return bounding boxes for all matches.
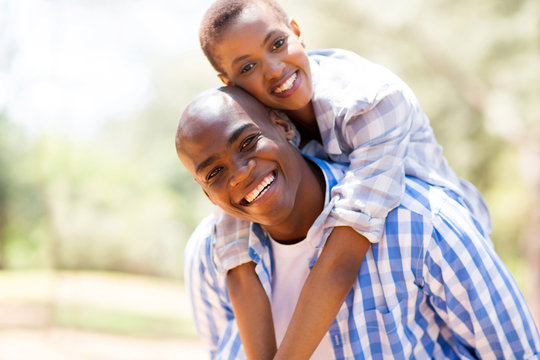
[229,158,256,187]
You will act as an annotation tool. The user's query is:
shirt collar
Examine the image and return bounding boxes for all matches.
[247,156,346,259]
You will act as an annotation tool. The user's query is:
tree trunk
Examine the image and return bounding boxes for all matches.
[521,142,540,326]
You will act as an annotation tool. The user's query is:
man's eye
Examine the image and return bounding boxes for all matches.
[207,167,222,180]
[240,134,259,150]
[272,37,286,51]
[240,63,254,74]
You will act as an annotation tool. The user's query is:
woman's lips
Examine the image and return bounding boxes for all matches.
[271,71,299,97]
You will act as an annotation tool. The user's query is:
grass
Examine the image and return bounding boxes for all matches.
[54,304,197,338]
[0,270,198,339]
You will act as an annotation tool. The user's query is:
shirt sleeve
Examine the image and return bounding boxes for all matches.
[184,215,247,359]
[423,191,540,358]
[325,85,418,243]
[212,207,252,274]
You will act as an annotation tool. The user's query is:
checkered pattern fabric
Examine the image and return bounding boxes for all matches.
[211,48,492,274]
[184,157,539,359]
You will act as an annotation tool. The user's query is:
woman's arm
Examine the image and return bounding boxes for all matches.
[274,226,370,360]
[327,87,417,243]
[228,262,277,360]
[275,86,416,358]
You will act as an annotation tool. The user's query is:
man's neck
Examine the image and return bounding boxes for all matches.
[263,157,326,244]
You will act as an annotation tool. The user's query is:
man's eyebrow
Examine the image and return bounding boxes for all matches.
[195,154,219,175]
[231,30,279,66]
[228,123,254,146]
[195,123,255,175]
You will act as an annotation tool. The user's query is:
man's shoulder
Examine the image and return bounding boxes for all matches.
[184,213,217,266]
[303,154,347,186]
[398,177,436,217]
[190,213,217,242]
[399,177,474,229]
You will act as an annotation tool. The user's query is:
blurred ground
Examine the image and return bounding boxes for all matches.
[0,271,207,360]
[0,270,537,359]
[0,329,205,360]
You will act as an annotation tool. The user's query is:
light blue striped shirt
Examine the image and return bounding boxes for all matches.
[212,48,492,273]
[184,157,540,359]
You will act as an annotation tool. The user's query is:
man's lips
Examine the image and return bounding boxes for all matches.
[241,172,276,206]
[271,71,299,97]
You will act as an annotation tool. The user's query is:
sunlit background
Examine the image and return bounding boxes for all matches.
[0,0,538,358]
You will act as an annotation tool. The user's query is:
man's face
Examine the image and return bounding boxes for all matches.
[178,92,303,227]
[215,4,313,114]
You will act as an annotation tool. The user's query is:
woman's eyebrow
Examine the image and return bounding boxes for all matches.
[232,54,250,66]
[263,30,278,46]
[230,30,279,66]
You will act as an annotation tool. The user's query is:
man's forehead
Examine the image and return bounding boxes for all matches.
[192,94,267,126]
[191,91,240,118]
[178,88,272,155]
[189,106,253,137]
[179,107,257,161]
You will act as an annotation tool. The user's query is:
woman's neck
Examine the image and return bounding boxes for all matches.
[284,102,322,146]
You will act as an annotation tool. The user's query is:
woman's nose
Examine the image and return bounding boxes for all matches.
[264,58,285,82]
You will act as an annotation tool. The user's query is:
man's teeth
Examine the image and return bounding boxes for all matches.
[273,72,297,94]
[244,174,275,204]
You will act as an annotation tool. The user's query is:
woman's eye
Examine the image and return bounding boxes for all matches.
[207,167,222,181]
[240,63,254,74]
[272,38,286,51]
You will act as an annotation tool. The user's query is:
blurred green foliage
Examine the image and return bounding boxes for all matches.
[0,0,538,293]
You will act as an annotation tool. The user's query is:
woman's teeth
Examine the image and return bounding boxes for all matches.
[244,173,275,204]
[273,72,297,94]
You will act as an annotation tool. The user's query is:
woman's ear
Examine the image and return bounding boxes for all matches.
[269,110,297,141]
[289,18,305,47]
[218,73,233,86]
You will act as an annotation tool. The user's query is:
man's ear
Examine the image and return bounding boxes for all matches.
[218,73,233,86]
[192,177,216,204]
[269,110,296,141]
[289,18,305,47]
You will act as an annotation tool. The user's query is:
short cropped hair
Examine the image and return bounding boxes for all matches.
[199,0,290,74]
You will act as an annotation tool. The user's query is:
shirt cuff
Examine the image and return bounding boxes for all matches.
[212,237,252,274]
[212,207,253,274]
[324,207,386,244]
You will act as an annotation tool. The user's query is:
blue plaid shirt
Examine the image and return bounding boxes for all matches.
[212,48,492,273]
[184,157,540,359]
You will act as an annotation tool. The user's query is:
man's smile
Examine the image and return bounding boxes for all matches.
[241,171,276,205]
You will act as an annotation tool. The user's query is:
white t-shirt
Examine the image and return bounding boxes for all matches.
[270,237,334,359]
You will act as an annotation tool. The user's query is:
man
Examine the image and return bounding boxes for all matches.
[176,86,540,359]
